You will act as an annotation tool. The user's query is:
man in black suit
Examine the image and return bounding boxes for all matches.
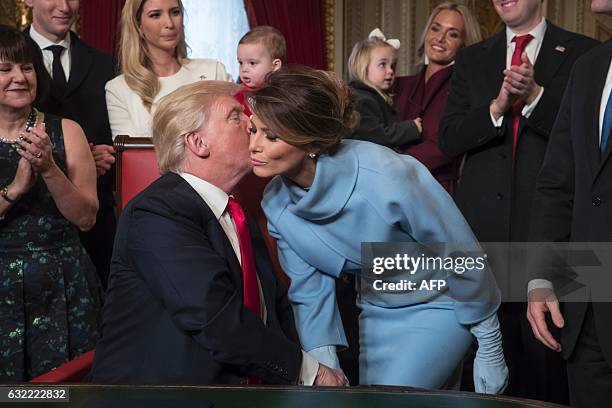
[439,0,599,402]
[26,0,117,288]
[527,2,612,407]
[91,81,346,386]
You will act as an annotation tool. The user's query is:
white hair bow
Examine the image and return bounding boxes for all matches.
[368,28,400,50]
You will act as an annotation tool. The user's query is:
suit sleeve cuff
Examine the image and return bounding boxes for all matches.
[527,278,554,293]
[522,86,545,118]
[490,110,504,128]
[298,350,319,386]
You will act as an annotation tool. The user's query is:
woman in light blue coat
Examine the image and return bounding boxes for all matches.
[247,66,508,392]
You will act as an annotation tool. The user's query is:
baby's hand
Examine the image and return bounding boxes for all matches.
[414,117,423,133]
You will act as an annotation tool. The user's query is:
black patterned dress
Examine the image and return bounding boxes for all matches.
[0,114,102,382]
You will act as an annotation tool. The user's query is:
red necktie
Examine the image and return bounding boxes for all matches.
[510,34,533,158]
[226,197,262,317]
[226,198,263,385]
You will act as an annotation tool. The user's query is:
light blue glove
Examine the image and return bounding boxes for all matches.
[470,313,509,394]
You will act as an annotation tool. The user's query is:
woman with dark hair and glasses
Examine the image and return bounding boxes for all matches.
[0,25,101,382]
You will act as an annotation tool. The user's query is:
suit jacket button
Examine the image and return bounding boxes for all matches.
[593,196,602,207]
[496,193,503,200]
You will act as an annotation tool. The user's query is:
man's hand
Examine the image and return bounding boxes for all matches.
[503,51,542,105]
[90,143,116,177]
[491,82,515,120]
[526,287,564,352]
[414,117,423,134]
[314,364,349,387]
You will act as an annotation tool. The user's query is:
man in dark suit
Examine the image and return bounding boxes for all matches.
[439,0,599,402]
[91,81,346,386]
[26,0,117,288]
[527,2,612,407]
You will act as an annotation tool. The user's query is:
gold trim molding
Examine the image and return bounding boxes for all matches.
[325,0,336,72]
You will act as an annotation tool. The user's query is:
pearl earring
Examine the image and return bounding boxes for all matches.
[308,152,317,159]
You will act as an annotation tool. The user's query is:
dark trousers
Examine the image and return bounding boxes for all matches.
[499,302,569,404]
[567,303,612,408]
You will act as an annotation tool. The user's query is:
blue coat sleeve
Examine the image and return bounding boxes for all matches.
[267,220,348,354]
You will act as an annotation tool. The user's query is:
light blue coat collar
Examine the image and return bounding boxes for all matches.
[280,141,359,221]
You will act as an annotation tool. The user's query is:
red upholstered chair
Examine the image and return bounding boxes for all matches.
[30,350,95,383]
[114,135,161,213]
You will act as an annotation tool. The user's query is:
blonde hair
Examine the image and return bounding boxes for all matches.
[238,25,286,64]
[119,0,189,112]
[249,66,359,156]
[347,37,397,104]
[153,81,241,173]
[416,2,482,67]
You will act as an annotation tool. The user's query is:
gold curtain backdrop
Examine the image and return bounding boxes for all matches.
[341,0,611,76]
[0,0,609,77]
[0,0,31,29]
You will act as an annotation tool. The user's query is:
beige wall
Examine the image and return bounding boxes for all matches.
[336,0,611,77]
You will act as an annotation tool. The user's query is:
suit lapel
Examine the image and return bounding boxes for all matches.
[421,65,452,112]
[518,23,569,139]
[66,33,93,98]
[482,31,507,101]
[174,177,245,287]
[533,23,570,88]
[594,42,612,178]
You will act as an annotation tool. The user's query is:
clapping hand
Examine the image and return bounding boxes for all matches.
[90,143,116,177]
[17,122,55,175]
[503,51,542,105]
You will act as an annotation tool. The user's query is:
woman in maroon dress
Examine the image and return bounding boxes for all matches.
[394,2,481,196]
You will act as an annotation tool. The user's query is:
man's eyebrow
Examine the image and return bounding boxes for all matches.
[227,106,243,118]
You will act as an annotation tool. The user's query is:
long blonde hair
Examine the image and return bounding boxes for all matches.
[415,2,482,67]
[119,0,189,112]
[347,37,397,105]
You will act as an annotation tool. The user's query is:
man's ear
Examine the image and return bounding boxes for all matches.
[184,131,210,158]
[272,59,282,72]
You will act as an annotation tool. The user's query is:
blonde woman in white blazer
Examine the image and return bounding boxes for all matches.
[107,0,231,139]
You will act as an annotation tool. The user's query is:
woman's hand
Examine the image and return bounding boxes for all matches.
[471,314,509,394]
[16,122,56,175]
[9,157,36,198]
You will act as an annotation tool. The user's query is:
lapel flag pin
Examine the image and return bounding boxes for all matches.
[555,45,566,52]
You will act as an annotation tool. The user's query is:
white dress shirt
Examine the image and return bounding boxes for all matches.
[178,172,319,385]
[491,18,547,126]
[29,25,71,81]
